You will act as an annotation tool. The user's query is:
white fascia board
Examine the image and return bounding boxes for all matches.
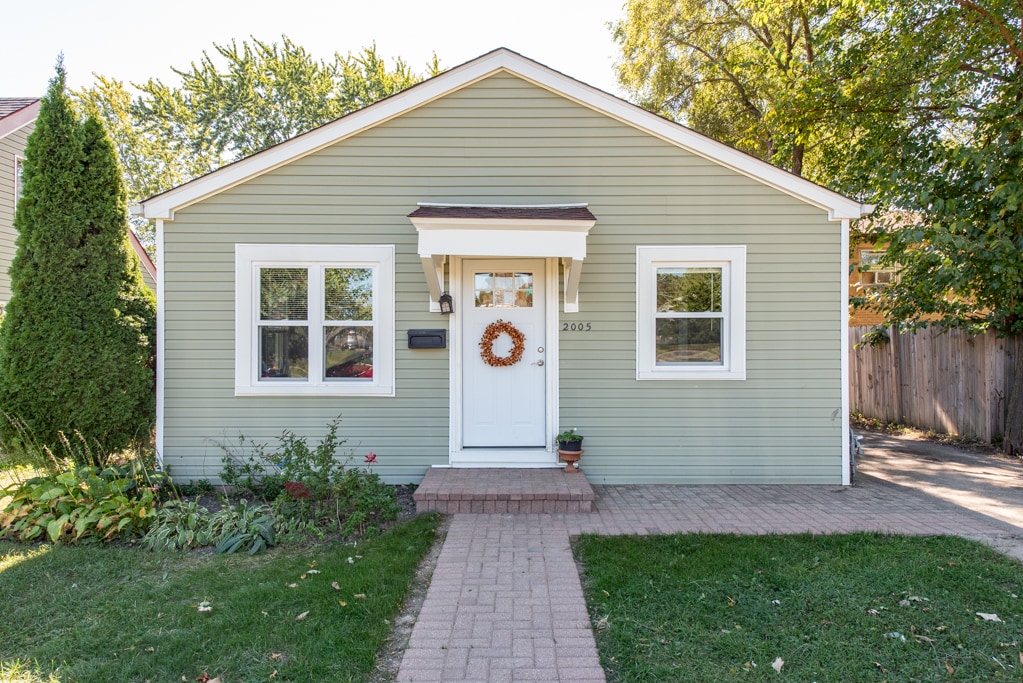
[412,216,594,261]
[502,57,869,221]
[0,100,40,139]
[141,51,526,221]
[140,48,869,222]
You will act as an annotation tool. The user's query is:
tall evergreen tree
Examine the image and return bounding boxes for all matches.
[0,61,156,461]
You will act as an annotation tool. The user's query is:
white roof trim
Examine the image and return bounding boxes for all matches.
[0,100,40,140]
[138,48,869,222]
[418,202,589,209]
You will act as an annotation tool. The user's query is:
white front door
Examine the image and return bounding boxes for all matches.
[462,259,547,448]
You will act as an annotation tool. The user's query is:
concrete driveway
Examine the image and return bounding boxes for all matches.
[856,429,1023,558]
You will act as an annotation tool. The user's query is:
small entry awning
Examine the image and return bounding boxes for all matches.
[408,203,597,312]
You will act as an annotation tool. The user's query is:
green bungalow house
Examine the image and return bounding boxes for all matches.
[137,49,871,485]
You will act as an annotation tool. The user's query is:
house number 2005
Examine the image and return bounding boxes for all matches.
[562,322,593,331]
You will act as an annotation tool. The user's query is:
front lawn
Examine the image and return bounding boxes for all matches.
[576,533,1023,681]
[0,513,440,682]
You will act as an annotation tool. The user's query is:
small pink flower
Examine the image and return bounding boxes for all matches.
[364,451,377,464]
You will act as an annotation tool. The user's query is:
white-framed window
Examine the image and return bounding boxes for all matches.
[235,244,395,396]
[637,245,746,380]
[859,250,899,286]
[14,156,24,208]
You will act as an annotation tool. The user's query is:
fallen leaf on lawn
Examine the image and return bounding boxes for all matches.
[354,593,367,600]
[270,652,284,661]
[884,632,906,642]
[286,583,297,588]
[300,573,307,580]
[308,561,317,568]
[727,596,736,606]
[331,581,341,590]
[867,609,880,616]
[307,569,321,574]
[913,635,935,644]
[873,662,888,674]
[977,612,1003,622]
[772,657,784,673]
[338,600,347,607]
[270,670,277,679]
[296,611,309,621]
[347,557,354,564]
[1019,652,1022,666]
[195,673,211,682]
[945,660,955,675]
[197,601,212,613]
[898,599,911,607]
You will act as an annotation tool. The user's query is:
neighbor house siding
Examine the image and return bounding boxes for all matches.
[0,122,33,303]
[161,72,844,483]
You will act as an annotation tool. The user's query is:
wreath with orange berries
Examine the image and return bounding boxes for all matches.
[479,319,526,367]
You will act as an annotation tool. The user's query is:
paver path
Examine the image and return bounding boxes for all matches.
[397,438,1023,682]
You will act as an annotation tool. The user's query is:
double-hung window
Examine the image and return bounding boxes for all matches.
[637,245,746,380]
[235,244,394,396]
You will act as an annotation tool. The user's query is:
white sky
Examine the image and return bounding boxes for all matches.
[3,0,628,97]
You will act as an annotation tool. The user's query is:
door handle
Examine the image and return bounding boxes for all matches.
[533,360,545,367]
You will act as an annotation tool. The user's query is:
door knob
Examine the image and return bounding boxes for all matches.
[533,360,545,366]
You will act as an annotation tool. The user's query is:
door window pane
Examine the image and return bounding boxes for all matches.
[260,325,309,378]
[324,326,374,379]
[474,272,533,308]
[657,267,722,313]
[325,268,373,321]
[655,318,722,364]
[260,268,308,320]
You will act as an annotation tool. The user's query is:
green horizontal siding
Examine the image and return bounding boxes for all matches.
[0,123,32,302]
[162,72,845,484]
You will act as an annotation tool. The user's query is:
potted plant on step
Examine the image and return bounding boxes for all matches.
[556,428,583,452]
[556,429,584,473]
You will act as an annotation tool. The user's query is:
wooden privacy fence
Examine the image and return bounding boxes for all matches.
[849,325,1015,442]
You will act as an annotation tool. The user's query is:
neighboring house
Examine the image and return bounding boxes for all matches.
[0,97,155,304]
[849,238,899,327]
[139,49,871,485]
[0,98,41,308]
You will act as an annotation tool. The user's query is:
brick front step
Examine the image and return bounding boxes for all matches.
[413,467,597,514]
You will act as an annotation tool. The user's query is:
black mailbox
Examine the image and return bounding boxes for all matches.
[407,329,447,349]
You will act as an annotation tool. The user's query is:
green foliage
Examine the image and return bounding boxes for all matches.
[211,499,276,555]
[220,415,399,538]
[613,0,870,178]
[0,61,156,460]
[0,461,157,543]
[75,38,439,247]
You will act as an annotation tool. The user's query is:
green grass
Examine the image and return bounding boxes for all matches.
[575,533,1023,682]
[0,513,440,682]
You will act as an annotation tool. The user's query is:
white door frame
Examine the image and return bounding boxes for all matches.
[448,256,560,467]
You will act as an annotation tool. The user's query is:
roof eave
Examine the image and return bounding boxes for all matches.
[0,100,41,140]
[139,48,870,222]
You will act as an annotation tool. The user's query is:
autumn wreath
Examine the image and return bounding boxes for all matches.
[479,319,526,367]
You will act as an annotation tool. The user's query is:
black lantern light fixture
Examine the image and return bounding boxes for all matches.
[439,292,454,315]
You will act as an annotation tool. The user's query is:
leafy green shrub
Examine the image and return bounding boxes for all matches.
[141,499,214,551]
[211,499,276,555]
[0,462,157,543]
[220,415,399,538]
[142,498,277,555]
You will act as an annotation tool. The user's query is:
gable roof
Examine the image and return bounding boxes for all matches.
[138,48,870,222]
[0,98,40,139]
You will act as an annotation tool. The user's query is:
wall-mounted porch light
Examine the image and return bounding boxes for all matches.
[439,292,454,315]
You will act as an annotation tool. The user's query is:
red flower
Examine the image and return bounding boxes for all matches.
[283,481,312,500]
[364,452,377,464]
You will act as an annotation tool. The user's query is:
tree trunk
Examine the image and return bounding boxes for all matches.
[1004,335,1023,455]
[791,143,805,177]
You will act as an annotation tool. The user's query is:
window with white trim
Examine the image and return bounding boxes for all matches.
[858,250,899,286]
[14,156,24,208]
[235,244,394,396]
[637,245,746,380]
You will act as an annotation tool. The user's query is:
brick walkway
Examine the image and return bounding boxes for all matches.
[396,474,1023,682]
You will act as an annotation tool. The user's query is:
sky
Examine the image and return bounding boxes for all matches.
[3,0,628,98]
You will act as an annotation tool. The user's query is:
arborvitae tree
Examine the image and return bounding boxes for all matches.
[0,61,156,461]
